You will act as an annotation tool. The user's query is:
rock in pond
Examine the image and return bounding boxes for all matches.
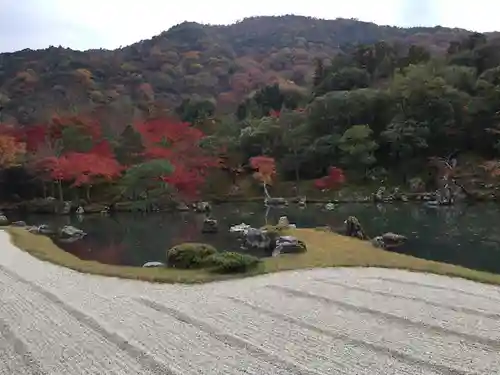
[30,224,58,236]
[193,201,212,213]
[59,225,87,239]
[325,203,336,210]
[202,218,218,233]
[229,223,251,234]
[372,232,408,250]
[175,202,190,211]
[373,187,386,202]
[265,197,288,206]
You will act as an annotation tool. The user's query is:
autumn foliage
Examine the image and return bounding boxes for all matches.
[0,134,26,168]
[135,118,217,199]
[314,167,346,190]
[0,112,217,202]
[250,156,276,185]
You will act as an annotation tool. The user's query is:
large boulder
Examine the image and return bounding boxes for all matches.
[272,236,307,256]
[243,228,273,250]
[372,232,407,250]
[0,215,9,226]
[344,216,367,240]
[59,225,87,240]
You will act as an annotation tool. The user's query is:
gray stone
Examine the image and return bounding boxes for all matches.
[193,201,212,213]
[372,232,408,250]
[175,202,190,211]
[272,236,307,256]
[59,225,86,240]
[373,186,386,202]
[0,215,9,226]
[202,218,218,233]
[345,216,367,240]
[277,216,290,228]
[265,197,288,206]
[142,261,165,268]
[242,228,279,251]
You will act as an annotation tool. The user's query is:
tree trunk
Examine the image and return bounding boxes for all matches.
[42,181,47,198]
[263,183,271,199]
[293,152,301,194]
[86,185,91,202]
[57,180,63,202]
[452,178,472,198]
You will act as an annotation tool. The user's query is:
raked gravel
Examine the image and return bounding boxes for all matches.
[0,230,499,375]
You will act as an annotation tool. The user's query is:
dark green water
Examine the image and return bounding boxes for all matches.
[16,202,500,274]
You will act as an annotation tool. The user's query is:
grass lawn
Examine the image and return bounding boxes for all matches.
[5,226,500,285]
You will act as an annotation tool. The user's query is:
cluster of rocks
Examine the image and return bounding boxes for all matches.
[373,187,409,203]
[343,215,408,250]
[0,212,28,228]
[229,217,306,257]
[25,224,87,243]
[0,216,87,244]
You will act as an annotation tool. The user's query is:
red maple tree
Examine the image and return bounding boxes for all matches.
[135,118,217,199]
[250,156,276,198]
[23,115,123,200]
[314,167,346,191]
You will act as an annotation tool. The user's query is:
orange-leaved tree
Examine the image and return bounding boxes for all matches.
[0,134,26,169]
[249,156,276,198]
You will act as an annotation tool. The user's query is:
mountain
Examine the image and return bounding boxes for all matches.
[0,15,496,124]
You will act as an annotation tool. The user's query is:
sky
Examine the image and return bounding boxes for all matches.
[0,0,498,53]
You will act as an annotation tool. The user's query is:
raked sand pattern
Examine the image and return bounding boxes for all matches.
[0,230,500,374]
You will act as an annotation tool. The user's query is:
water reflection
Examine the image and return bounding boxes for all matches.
[15,202,500,274]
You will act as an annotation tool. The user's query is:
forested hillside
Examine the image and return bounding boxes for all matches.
[0,15,486,124]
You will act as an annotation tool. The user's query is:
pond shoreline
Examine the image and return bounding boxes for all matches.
[0,188,497,215]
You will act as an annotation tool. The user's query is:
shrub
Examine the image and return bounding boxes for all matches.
[166,243,217,269]
[206,252,261,274]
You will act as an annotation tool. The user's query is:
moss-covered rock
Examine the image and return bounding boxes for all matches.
[205,252,261,274]
[166,243,217,269]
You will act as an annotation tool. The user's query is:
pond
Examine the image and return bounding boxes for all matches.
[14,202,500,274]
